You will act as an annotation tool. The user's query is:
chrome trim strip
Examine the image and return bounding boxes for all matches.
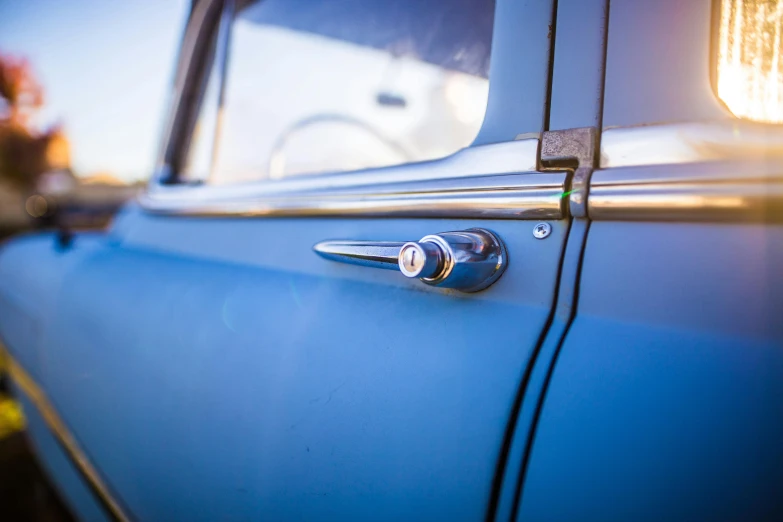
[1,348,132,522]
[601,121,783,169]
[589,159,783,222]
[141,175,565,219]
[140,140,567,219]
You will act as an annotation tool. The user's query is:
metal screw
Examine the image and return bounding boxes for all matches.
[533,222,551,239]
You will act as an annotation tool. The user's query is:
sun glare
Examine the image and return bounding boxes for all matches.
[718,0,783,123]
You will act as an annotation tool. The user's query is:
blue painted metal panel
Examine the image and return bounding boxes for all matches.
[602,0,730,128]
[519,222,783,521]
[548,0,608,131]
[0,233,105,385]
[14,216,566,521]
[494,218,591,522]
[474,0,554,144]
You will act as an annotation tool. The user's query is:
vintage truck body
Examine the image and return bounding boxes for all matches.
[1,0,781,520]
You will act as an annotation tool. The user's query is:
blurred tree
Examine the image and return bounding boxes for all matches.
[0,53,43,124]
[0,52,70,190]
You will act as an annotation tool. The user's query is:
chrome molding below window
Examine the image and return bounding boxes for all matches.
[141,140,568,220]
[588,158,783,222]
[601,121,783,169]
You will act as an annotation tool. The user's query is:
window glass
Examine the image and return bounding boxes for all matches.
[717,0,783,123]
[200,0,495,184]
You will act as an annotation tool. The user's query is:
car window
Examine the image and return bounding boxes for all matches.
[716,0,783,124]
[184,0,495,184]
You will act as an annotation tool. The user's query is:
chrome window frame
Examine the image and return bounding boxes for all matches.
[142,0,569,220]
[155,0,225,184]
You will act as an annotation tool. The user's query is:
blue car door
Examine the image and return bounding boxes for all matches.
[520,0,783,520]
[0,0,586,520]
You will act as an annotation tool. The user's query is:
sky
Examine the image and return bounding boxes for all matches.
[0,0,188,182]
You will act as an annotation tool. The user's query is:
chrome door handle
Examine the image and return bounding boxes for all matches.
[314,228,507,292]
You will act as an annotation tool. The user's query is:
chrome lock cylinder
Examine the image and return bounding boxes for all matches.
[398,229,507,293]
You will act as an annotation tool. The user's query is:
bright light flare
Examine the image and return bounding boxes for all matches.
[717,0,783,123]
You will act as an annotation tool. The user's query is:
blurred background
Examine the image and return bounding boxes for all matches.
[0,1,187,518]
[0,0,187,240]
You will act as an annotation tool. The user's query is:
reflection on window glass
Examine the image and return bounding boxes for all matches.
[717,0,783,123]
[205,0,494,184]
